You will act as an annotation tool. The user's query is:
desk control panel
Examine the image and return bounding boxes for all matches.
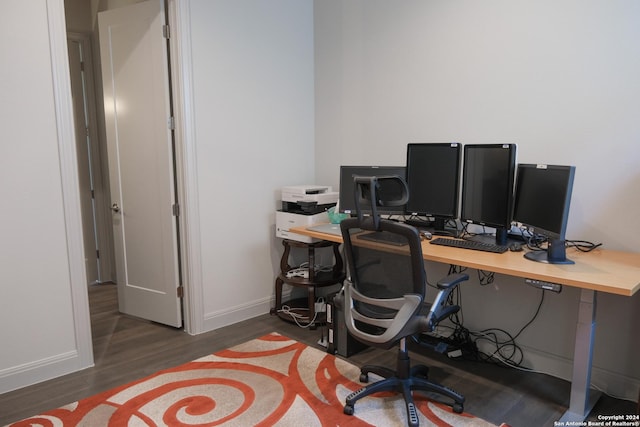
[525,278,562,293]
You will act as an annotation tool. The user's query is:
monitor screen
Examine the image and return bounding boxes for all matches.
[339,166,407,215]
[460,144,517,243]
[512,163,576,264]
[406,142,461,218]
[405,143,461,234]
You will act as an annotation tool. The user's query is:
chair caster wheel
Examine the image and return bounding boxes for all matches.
[344,404,354,415]
[359,373,368,382]
[453,403,464,414]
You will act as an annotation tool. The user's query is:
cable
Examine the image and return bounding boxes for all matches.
[477,270,495,286]
[431,281,546,370]
[472,289,545,368]
[292,262,335,275]
[519,226,603,253]
[566,240,602,252]
[424,277,634,402]
[278,305,318,329]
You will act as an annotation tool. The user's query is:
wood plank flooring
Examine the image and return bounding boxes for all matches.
[0,283,636,426]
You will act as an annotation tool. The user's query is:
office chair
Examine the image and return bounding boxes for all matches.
[336,175,468,427]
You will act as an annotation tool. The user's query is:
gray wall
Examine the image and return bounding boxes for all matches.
[187,0,316,329]
[314,0,640,400]
[0,0,92,393]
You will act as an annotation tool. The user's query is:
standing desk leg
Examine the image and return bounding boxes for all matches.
[559,289,602,422]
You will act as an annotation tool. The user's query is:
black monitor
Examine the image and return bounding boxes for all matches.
[339,166,406,215]
[460,144,517,245]
[513,163,576,264]
[405,143,461,234]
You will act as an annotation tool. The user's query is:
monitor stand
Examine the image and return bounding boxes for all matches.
[431,217,457,236]
[495,227,508,246]
[524,239,574,265]
[469,227,509,246]
[404,217,457,237]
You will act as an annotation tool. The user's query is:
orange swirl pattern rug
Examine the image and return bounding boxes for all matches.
[9,333,504,426]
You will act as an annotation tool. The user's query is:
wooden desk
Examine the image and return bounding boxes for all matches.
[292,225,640,421]
[296,226,640,296]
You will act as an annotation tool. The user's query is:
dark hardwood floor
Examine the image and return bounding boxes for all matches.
[0,283,636,426]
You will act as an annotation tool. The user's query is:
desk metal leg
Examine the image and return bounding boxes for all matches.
[559,289,602,422]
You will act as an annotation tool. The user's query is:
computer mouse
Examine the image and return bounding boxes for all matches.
[420,231,432,240]
[509,243,523,252]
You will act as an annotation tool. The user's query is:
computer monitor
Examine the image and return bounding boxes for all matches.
[339,166,407,215]
[405,143,461,234]
[460,144,517,245]
[512,163,576,264]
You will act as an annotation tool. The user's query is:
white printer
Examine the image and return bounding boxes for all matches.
[281,185,338,213]
[276,185,339,243]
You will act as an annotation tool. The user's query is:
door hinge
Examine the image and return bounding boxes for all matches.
[163,24,170,39]
[168,116,175,130]
[177,286,184,298]
[96,249,100,259]
[172,203,180,217]
[80,61,85,72]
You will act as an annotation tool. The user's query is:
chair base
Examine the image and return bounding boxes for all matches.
[344,348,464,427]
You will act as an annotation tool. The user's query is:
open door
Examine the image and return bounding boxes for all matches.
[99,0,182,327]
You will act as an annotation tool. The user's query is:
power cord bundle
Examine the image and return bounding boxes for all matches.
[420,265,547,371]
[285,262,335,279]
[518,226,602,253]
[297,261,336,273]
[476,270,495,286]
[471,290,545,369]
[278,296,327,329]
[278,305,317,328]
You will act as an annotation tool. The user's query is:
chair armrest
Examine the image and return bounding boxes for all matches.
[423,273,469,331]
[437,273,469,290]
[431,305,459,325]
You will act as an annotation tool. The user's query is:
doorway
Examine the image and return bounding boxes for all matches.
[65,0,184,333]
[67,32,113,286]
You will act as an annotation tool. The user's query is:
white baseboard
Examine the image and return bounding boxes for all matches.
[0,350,92,395]
[202,295,274,332]
[520,345,639,402]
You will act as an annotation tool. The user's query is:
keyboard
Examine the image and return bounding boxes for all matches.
[358,231,408,246]
[429,237,508,254]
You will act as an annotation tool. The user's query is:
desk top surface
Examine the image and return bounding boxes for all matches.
[291,225,640,297]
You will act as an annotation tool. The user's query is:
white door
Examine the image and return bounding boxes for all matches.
[99,0,182,327]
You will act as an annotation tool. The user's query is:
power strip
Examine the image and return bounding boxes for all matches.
[285,267,309,279]
[525,278,562,293]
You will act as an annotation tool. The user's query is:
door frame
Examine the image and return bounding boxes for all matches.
[48,0,93,368]
[167,0,204,335]
[54,0,205,370]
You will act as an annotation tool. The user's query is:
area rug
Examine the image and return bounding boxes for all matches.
[8,333,502,426]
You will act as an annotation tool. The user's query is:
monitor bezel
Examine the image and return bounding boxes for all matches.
[512,163,576,242]
[460,143,517,232]
[405,142,462,220]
